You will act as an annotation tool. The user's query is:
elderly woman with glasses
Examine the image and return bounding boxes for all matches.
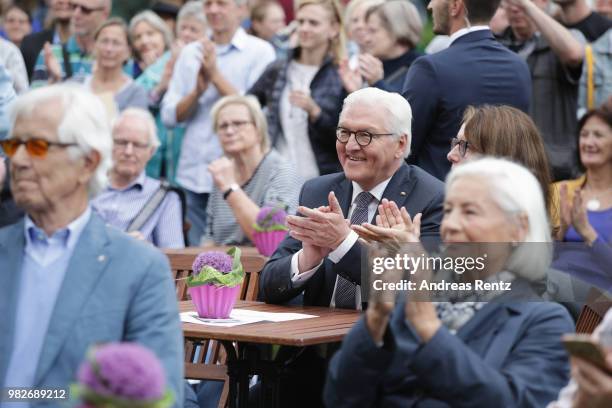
[202,95,301,246]
[325,157,574,408]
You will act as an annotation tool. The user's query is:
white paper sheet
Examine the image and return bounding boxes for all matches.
[180,309,318,327]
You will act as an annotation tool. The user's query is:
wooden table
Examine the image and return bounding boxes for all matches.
[181,301,361,408]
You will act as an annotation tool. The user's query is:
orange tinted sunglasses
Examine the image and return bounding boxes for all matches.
[0,138,77,158]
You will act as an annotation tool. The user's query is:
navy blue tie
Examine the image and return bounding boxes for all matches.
[334,192,373,309]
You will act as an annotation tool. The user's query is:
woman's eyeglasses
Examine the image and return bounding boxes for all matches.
[217,120,253,132]
[0,138,77,158]
[450,137,470,157]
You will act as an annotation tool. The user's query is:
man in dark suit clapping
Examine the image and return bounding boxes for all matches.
[259,87,445,310]
[402,0,532,181]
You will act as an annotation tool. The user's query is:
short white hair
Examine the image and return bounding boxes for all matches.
[445,157,552,281]
[9,84,113,197]
[112,107,160,151]
[340,87,412,158]
[178,1,206,26]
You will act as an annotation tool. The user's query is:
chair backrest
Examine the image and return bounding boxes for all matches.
[575,288,612,334]
[164,249,267,301]
[165,248,268,407]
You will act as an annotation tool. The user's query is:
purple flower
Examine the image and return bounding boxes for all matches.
[256,206,288,230]
[76,343,166,401]
[192,251,233,274]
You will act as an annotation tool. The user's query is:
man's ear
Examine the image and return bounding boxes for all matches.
[396,133,408,159]
[450,0,465,18]
[78,149,101,186]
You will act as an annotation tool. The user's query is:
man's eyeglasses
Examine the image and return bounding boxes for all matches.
[0,138,77,158]
[113,139,150,150]
[450,137,470,157]
[336,127,394,147]
[217,120,252,132]
[69,2,105,14]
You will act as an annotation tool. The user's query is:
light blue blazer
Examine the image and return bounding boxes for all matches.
[0,214,184,407]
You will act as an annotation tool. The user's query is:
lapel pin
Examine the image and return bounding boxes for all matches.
[97,255,106,263]
[400,192,407,196]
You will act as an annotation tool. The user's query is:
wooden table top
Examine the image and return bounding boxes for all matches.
[165,246,263,257]
[181,301,361,347]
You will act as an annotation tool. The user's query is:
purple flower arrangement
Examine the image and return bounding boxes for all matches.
[253,204,289,256]
[254,204,289,232]
[72,343,173,408]
[186,247,245,318]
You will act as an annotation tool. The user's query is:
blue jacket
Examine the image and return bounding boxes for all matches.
[0,214,184,406]
[324,281,573,408]
[402,30,532,181]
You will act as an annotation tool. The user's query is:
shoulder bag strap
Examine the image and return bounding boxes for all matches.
[126,181,170,232]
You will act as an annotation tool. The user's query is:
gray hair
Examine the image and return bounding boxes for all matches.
[445,157,552,281]
[112,108,160,151]
[366,0,423,48]
[9,84,113,196]
[129,10,173,52]
[211,95,270,152]
[178,1,206,26]
[340,87,412,158]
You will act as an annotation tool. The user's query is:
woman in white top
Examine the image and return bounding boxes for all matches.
[85,18,148,113]
[249,0,348,181]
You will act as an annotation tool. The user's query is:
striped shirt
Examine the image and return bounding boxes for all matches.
[204,150,302,245]
[91,172,184,248]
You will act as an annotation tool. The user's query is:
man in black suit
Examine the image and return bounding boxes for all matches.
[402,0,532,181]
[259,87,444,309]
[19,0,73,81]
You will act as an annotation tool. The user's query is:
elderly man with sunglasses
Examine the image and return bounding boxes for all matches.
[0,85,183,407]
[31,0,113,87]
[260,87,444,310]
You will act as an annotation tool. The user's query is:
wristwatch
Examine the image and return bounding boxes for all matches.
[223,183,240,200]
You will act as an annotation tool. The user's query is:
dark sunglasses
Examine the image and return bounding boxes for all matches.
[69,2,105,14]
[0,138,77,158]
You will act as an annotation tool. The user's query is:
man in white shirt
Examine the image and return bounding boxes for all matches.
[259,87,444,310]
[161,0,275,245]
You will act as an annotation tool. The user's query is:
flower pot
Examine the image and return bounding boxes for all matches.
[253,230,287,256]
[188,283,242,319]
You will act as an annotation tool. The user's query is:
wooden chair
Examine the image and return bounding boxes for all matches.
[164,248,267,408]
[575,287,612,334]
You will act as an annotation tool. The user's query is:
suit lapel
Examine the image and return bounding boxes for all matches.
[34,215,110,385]
[331,177,353,219]
[378,164,416,217]
[0,220,26,384]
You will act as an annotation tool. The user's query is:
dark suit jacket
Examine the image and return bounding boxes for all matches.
[20,28,55,81]
[259,163,444,307]
[402,29,532,181]
[324,280,573,408]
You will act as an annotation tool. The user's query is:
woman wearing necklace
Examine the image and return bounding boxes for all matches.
[552,106,612,290]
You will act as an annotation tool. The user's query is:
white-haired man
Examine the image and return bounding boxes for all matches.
[0,85,183,407]
[92,108,184,248]
[161,0,275,245]
[260,87,444,310]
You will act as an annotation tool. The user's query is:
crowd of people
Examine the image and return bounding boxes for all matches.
[0,0,611,407]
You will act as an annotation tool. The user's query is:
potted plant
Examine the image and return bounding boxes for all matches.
[252,204,289,256]
[186,247,244,318]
